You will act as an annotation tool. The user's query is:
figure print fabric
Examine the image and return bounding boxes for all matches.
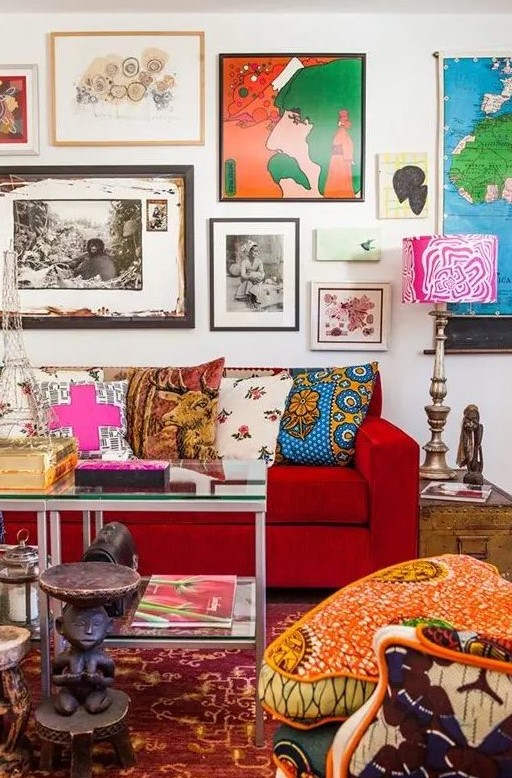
[220,54,365,201]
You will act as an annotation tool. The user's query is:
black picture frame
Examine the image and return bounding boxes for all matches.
[209,217,300,331]
[0,165,194,329]
[219,53,366,202]
[445,315,512,353]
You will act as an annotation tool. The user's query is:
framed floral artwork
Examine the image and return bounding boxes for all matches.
[0,165,194,328]
[219,53,365,201]
[209,218,299,331]
[50,31,204,146]
[310,282,391,350]
[0,64,39,155]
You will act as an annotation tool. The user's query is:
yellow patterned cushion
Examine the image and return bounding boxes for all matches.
[258,555,512,728]
[275,362,378,466]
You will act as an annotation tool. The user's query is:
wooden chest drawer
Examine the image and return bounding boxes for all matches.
[419,477,512,575]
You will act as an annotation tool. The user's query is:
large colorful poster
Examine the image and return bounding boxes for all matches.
[219,54,365,201]
[439,53,512,330]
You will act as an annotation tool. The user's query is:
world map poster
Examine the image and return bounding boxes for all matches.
[439,53,512,347]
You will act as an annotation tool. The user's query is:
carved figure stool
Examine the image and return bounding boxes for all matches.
[0,625,32,773]
[35,689,135,778]
[37,562,140,778]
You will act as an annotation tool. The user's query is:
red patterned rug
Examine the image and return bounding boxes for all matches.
[17,602,309,777]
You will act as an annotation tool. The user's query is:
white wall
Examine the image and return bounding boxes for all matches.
[2,11,512,492]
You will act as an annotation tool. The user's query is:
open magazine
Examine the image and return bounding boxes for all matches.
[131,574,237,628]
[421,480,491,503]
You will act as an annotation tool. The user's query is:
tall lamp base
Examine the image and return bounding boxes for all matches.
[419,306,458,481]
[420,456,457,481]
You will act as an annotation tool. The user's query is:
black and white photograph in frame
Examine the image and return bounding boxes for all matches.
[0,165,194,329]
[209,218,299,331]
[15,199,143,290]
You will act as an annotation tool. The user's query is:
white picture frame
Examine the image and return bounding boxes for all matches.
[0,64,39,155]
[310,281,391,351]
[50,31,205,146]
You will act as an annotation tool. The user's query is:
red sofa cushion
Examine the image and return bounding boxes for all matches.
[267,464,369,525]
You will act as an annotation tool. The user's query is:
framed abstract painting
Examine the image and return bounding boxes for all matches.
[0,65,39,155]
[0,165,194,328]
[209,218,299,331]
[377,152,428,218]
[310,281,391,351]
[50,31,204,146]
[219,53,365,201]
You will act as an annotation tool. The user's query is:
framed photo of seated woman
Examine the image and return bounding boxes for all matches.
[219,53,366,202]
[209,218,299,331]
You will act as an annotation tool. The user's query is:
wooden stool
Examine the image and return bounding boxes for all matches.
[0,625,32,774]
[35,689,135,778]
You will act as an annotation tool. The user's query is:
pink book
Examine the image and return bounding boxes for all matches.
[131,574,237,628]
[75,459,170,488]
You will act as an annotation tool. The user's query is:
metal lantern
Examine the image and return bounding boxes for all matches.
[0,529,39,625]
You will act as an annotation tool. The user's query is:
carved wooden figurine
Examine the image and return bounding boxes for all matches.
[52,604,115,716]
[456,404,484,486]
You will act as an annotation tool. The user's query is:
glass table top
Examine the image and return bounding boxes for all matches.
[0,459,267,502]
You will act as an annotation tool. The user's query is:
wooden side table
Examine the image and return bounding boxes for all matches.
[419,472,512,575]
[0,625,32,774]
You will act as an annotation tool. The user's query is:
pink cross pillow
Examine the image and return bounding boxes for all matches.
[38,380,132,456]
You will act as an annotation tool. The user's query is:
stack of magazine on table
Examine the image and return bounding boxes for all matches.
[420,480,492,503]
[131,574,237,628]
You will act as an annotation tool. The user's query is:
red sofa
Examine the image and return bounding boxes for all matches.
[2,371,419,589]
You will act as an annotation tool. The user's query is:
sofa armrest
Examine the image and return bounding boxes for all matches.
[354,415,419,570]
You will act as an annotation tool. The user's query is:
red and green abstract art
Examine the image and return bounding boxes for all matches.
[0,74,28,145]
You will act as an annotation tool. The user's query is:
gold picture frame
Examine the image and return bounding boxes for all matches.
[50,31,205,146]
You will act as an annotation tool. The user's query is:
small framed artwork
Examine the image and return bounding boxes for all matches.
[310,281,391,351]
[316,227,381,261]
[209,218,299,331]
[50,31,204,146]
[219,53,365,201]
[0,64,39,155]
[146,199,168,231]
[0,165,194,328]
[377,152,428,218]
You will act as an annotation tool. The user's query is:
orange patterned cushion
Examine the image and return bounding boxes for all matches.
[126,357,225,461]
[258,555,512,728]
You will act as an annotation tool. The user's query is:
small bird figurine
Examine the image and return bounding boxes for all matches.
[360,239,376,252]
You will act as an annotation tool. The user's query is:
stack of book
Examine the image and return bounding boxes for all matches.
[0,436,78,489]
[131,574,237,628]
[421,480,492,503]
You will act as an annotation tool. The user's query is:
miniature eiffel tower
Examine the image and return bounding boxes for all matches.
[0,244,51,437]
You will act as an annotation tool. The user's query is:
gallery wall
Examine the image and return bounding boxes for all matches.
[2,10,512,493]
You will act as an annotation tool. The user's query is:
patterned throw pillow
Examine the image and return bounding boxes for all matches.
[38,380,131,456]
[0,367,103,438]
[215,374,293,465]
[275,362,378,466]
[258,554,512,729]
[126,357,225,461]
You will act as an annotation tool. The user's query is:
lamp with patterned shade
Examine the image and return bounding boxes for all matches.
[402,234,498,480]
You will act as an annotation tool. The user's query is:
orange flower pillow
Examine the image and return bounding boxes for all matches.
[258,555,512,728]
